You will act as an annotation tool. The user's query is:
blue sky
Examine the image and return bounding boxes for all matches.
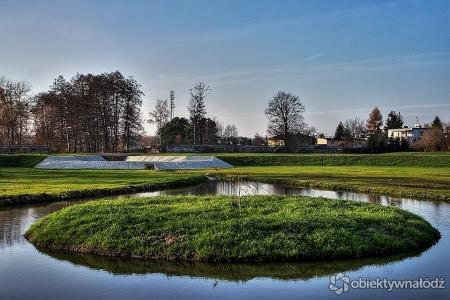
[1,0,449,136]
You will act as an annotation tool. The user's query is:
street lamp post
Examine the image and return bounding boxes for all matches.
[66,126,72,153]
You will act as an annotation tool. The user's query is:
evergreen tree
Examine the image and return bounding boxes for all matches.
[432,116,443,129]
[188,82,209,123]
[385,110,404,131]
[188,82,210,144]
[334,122,345,139]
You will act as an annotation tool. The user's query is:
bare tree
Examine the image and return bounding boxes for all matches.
[253,133,266,145]
[445,123,450,151]
[223,124,238,144]
[216,120,224,140]
[344,117,367,140]
[32,72,144,152]
[264,91,306,138]
[148,99,170,145]
[0,76,32,148]
[121,76,144,151]
[414,128,445,151]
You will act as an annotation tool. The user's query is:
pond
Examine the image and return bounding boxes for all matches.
[0,180,448,299]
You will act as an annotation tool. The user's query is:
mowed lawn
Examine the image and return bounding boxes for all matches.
[26,195,440,262]
[211,166,450,201]
[1,153,449,202]
[0,168,205,197]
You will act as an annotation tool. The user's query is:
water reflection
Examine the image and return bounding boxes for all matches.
[39,248,419,282]
[0,202,77,248]
[130,180,422,209]
[1,180,448,293]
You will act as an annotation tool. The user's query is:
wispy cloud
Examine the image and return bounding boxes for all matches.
[167,0,398,44]
[190,51,450,87]
[397,103,450,109]
[307,103,450,118]
[308,108,370,115]
[147,51,450,92]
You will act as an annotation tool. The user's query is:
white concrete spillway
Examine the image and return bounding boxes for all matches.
[34,155,148,169]
[34,155,232,170]
[126,155,232,170]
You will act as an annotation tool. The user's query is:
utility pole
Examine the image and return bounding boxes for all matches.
[169,91,175,121]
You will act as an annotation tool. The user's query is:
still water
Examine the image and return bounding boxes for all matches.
[0,180,449,300]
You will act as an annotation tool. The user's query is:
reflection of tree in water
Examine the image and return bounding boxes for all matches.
[40,248,421,282]
[367,194,380,204]
[0,208,31,248]
[336,191,345,199]
[0,202,80,248]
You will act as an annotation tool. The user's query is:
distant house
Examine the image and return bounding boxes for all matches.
[268,134,314,147]
[268,136,285,146]
[316,137,366,148]
[316,137,328,145]
[387,126,430,143]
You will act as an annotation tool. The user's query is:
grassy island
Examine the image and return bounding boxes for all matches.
[25,195,440,262]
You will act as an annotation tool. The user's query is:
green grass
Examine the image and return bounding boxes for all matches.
[211,166,450,202]
[216,152,450,167]
[0,168,206,207]
[25,195,440,262]
[2,152,450,168]
[1,153,449,206]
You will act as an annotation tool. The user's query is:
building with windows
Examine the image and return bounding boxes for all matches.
[387,126,430,143]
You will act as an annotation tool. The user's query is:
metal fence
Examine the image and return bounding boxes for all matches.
[165,144,343,153]
[0,145,50,153]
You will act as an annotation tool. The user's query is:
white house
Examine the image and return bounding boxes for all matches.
[387,126,430,143]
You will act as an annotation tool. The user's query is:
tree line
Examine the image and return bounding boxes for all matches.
[0,77,32,148]
[2,72,448,152]
[150,82,242,146]
[150,87,316,147]
[1,72,143,152]
[333,107,450,152]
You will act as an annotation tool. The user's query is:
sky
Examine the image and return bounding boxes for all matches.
[1,0,449,136]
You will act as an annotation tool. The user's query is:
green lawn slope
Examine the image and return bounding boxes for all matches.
[216,152,450,167]
[0,168,206,207]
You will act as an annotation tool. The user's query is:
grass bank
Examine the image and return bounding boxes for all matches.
[0,154,47,168]
[26,195,440,262]
[211,166,450,202]
[0,168,206,207]
[216,152,450,167]
[2,152,449,168]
